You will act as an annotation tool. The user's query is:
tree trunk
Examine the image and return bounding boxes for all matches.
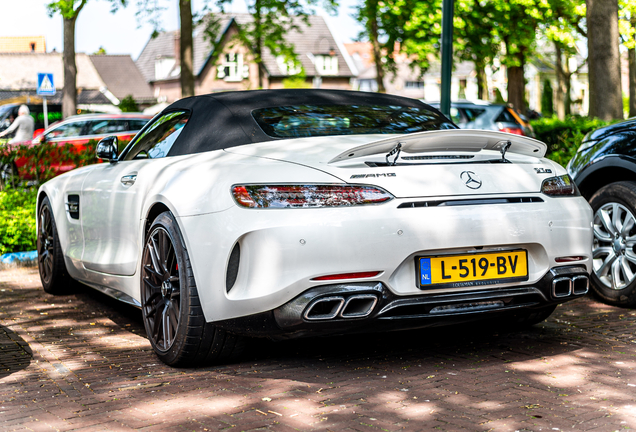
[630,47,636,117]
[179,0,195,98]
[507,61,526,113]
[366,0,386,93]
[475,61,488,100]
[254,0,264,89]
[586,0,623,120]
[563,56,572,117]
[62,16,77,119]
[555,43,565,120]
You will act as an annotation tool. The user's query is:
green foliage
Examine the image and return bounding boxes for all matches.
[119,95,139,112]
[0,187,37,255]
[282,74,312,88]
[541,80,554,116]
[92,46,107,55]
[531,116,610,166]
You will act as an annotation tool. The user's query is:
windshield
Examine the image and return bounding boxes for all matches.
[252,104,456,139]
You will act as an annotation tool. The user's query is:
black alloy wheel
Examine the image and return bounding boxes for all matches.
[37,197,74,294]
[141,225,181,352]
[141,211,244,367]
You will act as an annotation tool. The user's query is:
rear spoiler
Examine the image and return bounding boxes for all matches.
[328,130,547,164]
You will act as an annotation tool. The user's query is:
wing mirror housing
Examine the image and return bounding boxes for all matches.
[96,136,118,163]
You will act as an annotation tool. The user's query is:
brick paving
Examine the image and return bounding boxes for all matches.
[1,268,636,431]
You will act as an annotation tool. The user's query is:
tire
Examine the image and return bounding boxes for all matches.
[509,305,557,327]
[588,181,636,307]
[141,211,244,367]
[37,196,75,294]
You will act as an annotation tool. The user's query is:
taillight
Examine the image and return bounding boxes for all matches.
[499,127,524,135]
[541,175,580,197]
[232,184,393,208]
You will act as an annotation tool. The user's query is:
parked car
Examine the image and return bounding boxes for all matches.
[7,113,151,179]
[37,90,592,367]
[568,117,636,306]
[0,103,63,137]
[429,100,535,137]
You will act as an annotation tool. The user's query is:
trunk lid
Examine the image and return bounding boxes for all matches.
[224,130,555,198]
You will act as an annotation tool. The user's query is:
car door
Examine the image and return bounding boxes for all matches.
[80,111,190,279]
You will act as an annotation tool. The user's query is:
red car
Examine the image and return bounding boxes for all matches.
[8,113,151,179]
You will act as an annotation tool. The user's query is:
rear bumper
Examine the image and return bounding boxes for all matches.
[215,265,588,339]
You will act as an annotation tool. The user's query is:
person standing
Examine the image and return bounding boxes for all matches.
[0,105,35,143]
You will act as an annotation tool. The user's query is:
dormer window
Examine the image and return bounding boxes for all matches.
[314,55,338,76]
[217,53,249,82]
[276,56,302,75]
[155,57,176,80]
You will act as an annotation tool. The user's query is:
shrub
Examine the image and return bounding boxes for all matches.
[530,116,611,167]
[0,187,37,255]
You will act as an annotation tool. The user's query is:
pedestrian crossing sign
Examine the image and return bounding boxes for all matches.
[37,73,56,96]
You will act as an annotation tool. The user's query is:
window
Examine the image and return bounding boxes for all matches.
[495,108,521,125]
[217,53,249,82]
[252,104,456,138]
[122,111,189,160]
[314,55,338,75]
[276,56,302,75]
[45,121,87,139]
[463,108,486,122]
[87,120,128,135]
[405,81,425,89]
[155,57,176,80]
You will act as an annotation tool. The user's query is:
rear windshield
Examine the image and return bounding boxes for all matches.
[252,104,456,138]
[495,108,521,125]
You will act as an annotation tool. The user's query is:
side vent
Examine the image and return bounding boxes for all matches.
[226,242,241,293]
[67,195,80,219]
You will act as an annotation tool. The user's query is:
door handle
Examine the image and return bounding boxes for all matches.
[121,174,137,186]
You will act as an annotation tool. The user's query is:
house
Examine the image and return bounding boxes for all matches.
[89,54,156,108]
[0,36,46,53]
[0,53,115,112]
[136,13,358,102]
[345,42,479,102]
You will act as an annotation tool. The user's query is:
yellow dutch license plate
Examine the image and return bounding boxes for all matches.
[417,250,528,289]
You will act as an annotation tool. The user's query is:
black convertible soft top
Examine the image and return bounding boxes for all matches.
[157,89,452,157]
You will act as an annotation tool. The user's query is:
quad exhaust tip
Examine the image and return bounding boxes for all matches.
[552,275,589,298]
[304,294,378,321]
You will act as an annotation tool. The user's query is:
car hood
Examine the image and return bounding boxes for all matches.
[224,130,559,198]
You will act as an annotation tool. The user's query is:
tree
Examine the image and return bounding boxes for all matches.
[355,0,440,94]
[619,0,636,117]
[538,0,587,119]
[215,0,336,89]
[587,0,623,120]
[137,0,195,98]
[48,1,126,119]
[455,0,500,100]
[179,0,195,97]
[119,95,139,112]
[541,79,554,116]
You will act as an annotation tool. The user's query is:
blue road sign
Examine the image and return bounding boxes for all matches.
[37,73,56,96]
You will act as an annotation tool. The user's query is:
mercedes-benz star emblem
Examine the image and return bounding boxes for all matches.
[460,171,482,189]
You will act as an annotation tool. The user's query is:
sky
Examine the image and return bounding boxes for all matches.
[1,0,363,60]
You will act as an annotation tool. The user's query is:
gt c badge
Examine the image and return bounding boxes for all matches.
[460,171,482,189]
[534,168,552,174]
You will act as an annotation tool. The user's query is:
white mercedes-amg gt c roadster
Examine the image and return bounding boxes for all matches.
[36,90,593,366]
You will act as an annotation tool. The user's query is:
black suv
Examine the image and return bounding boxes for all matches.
[568,118,636,306]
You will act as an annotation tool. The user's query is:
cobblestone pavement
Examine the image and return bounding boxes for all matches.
[1,268,636,431]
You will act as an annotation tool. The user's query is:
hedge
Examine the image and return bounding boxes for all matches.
[530,116,611,167]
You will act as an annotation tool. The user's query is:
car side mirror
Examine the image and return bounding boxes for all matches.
[96,136,118,163]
